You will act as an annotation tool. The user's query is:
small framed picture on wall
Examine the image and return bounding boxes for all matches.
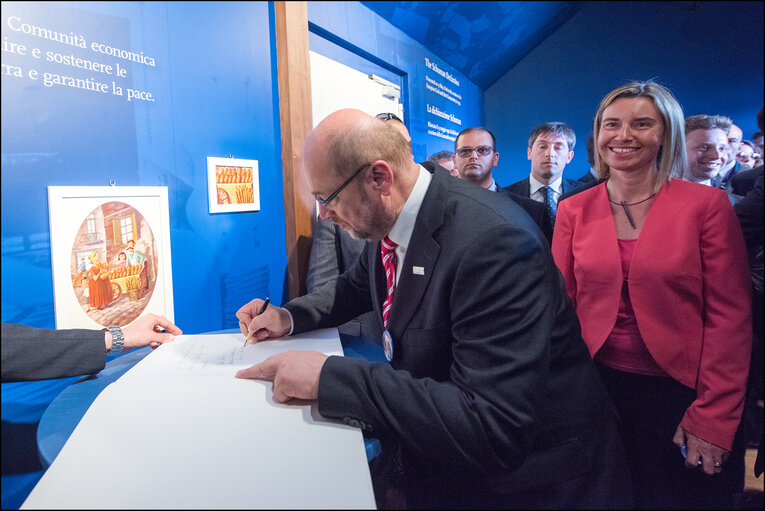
[206,156,260,213]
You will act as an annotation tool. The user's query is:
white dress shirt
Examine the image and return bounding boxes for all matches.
[529,175,563,205]
[386,165,432,287]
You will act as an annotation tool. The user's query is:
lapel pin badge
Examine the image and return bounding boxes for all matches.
[412,266,425,275]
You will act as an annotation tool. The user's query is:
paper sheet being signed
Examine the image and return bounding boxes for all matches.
[22,329,375,509]
[120,329,344,381]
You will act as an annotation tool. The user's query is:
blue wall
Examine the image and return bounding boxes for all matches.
[1,4,486,508]
[485,1,765,187]
[1,1,286,334]
[1,1,484,336]
[307,1,484,164]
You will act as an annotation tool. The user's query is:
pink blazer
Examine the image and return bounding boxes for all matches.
[552,179,752,450]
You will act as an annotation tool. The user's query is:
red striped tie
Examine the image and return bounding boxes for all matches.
[381,236,398,329]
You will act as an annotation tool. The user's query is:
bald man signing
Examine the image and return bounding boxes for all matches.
[236,110,630,509]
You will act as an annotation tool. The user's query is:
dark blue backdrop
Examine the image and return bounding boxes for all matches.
[485,1,765,187]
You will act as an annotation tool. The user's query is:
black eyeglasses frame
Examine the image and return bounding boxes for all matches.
[315,162,372,206]
[455,145,495,158]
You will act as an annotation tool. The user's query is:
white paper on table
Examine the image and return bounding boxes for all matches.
[119,328,345,381]
[22,328,376,509]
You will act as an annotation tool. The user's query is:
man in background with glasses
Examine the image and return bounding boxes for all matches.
[453,127,501,189]
[453,126,553,244]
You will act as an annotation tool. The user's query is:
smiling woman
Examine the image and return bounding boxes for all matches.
[552,81,752,509]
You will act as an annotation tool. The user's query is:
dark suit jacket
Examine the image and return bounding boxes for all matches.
[577,169,598,183]
[505,176,584,202]
[731,165,764,197]
[734,173,765,262]
[559,176,607,204]
[420,160,449,174]
[496,186,553,245]
[1,324,106,382]
[307,215,382,341]
[284,170,630,508]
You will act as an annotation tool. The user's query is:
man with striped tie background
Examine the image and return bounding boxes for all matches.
[506,121,584,226]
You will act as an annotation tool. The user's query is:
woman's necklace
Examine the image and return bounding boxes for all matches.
[608,193,656,229]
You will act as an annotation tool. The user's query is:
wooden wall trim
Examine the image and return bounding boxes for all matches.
[274,1,313,300]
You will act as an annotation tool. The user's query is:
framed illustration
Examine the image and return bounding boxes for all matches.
[206,156,260,213]
[48,186,174,329]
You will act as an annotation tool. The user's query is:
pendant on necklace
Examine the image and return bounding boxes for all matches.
[620,201,637,229]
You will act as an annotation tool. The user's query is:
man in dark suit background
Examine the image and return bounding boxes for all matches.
[506,122,583,225]
[731,108,764,198]
[236,109,631,509]
[716,122,744,191]
[452,126,553,244]
[576,134,598,183]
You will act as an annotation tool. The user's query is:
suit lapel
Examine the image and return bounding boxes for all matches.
[521,178,531,197]
[387,171,447,340]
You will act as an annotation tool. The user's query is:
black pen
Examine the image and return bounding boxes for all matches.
[244,297,269,347]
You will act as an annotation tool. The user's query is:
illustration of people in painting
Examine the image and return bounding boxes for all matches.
[114,251,127,269]
[125,239,145,267]
[87,250,113,310]
[69,201,160,327]
[79,276,90,311]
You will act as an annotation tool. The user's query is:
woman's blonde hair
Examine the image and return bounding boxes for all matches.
[593,81,688,193]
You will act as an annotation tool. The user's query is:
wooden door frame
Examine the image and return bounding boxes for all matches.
[274,1,313,300]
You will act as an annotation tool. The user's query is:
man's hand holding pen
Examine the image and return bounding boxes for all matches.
[236,297,291,345]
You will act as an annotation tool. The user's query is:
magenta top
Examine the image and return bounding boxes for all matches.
[595,239,668,377]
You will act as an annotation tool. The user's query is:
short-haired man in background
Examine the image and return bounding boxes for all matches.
[732,108,764,197]
[507,122,583,225]
[451,126,500,189]
[684,114,731,187]
[576,134,598,183]
[427,150,458,177]
[716,122,744,189]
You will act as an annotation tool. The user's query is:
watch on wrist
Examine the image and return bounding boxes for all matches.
[107,326,124,355]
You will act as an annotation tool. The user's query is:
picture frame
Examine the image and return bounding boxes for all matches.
[48,186,174,329]
[206,156,260,213]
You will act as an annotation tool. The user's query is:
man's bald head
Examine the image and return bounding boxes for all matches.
[304,109,412,181]
[303,110,419,241]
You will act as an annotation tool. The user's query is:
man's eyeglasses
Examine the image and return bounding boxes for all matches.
[314,162,372,206]
[375,112,403,123]
[456,145,494,158]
